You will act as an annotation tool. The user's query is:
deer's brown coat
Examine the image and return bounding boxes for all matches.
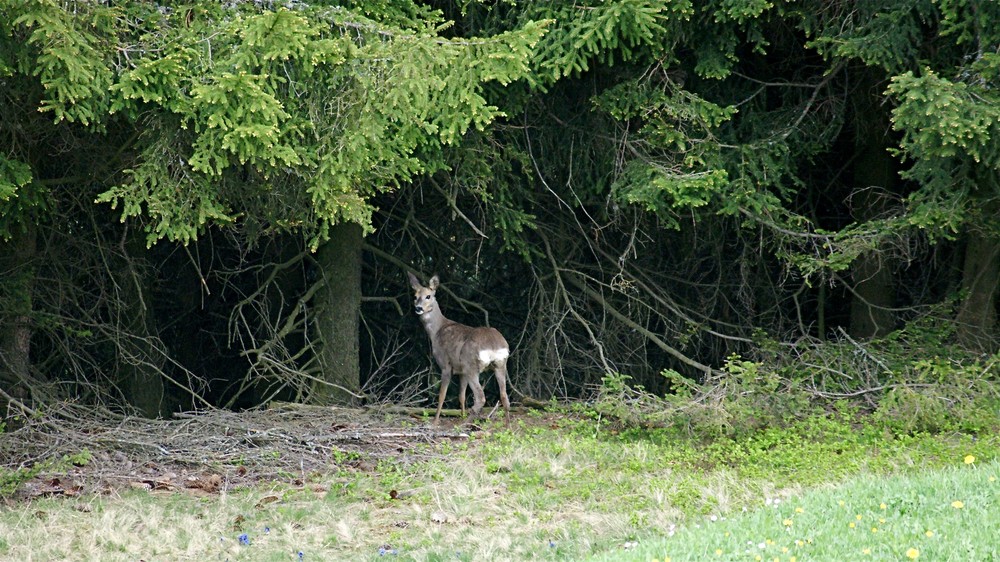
[407,272,511,422]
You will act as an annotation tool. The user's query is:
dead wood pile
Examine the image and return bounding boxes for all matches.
[0,403,469,500]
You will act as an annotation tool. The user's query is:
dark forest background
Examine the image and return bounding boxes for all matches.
[1,0,998,420]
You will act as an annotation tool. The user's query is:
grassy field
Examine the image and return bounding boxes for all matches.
[599,458,999,562]
[1,410,998,561]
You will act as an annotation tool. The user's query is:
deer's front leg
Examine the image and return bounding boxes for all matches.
[434,368,452,423]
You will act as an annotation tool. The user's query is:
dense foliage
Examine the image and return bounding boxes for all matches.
[1,0,997,418]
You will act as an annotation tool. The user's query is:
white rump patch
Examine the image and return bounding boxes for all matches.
[479,348,509,363]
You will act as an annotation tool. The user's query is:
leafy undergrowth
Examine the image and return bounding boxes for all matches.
[1,407,998,561]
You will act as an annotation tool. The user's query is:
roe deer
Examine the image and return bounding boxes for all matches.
[407,272,511,423]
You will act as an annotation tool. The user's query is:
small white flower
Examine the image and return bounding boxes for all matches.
[710,515,718,522]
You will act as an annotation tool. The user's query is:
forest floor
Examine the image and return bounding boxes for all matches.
[1,403,998,561]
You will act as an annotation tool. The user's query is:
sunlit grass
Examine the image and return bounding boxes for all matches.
[598,456,1000,562]
[0,412,998,561]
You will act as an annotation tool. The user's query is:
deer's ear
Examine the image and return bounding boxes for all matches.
[406,271,421,291]
[428,275,440,290]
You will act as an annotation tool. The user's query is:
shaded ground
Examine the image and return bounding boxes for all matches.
[1,403,472,502]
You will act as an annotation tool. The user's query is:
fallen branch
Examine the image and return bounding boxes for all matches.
[372,405,534,418]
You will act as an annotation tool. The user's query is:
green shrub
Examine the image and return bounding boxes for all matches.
[0,465,40,498]
[590,310,1000,440]
[0,449,93,498]
[874,355,1000,435]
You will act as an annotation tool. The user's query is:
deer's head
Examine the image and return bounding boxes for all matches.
[407,272,440,317]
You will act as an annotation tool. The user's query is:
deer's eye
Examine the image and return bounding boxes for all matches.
[424,295,431,300]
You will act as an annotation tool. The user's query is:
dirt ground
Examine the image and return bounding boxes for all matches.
[1,403,475,503]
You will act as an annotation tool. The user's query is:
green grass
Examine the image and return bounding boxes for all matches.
[597,458,1000,562]
[0,410,998,561]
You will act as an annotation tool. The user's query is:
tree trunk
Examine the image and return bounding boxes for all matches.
[311,222,363,405]
[118,233,166,418]
[956,230,1000,351]
[0,225,37,403]
[848,77,897,339]
[848,239,896,338]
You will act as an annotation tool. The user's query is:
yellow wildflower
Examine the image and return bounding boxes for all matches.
[952,500,964,509]
[715,549,723,556]
[906,547,920,559]
[964,455,976,464]
[880,502,886,510]
[925,530,934,537]
[783,518,793,527]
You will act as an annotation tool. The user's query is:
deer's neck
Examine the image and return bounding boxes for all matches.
[418,307,451,341]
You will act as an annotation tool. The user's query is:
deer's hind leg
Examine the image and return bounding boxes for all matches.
[467,373,486,416]
[494,360,511,419]
[458,374,469,417]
